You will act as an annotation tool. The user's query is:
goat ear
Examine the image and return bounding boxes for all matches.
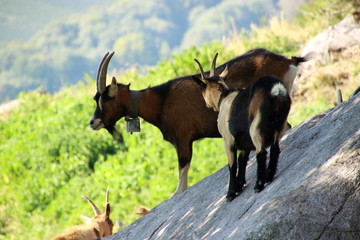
[192,76,206,89]
[105,203,111,219]
[109,77,118,97]
[81,215,92,224]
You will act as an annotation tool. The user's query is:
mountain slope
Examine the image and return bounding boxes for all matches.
[105,94,360,240]
[0,0,114,42]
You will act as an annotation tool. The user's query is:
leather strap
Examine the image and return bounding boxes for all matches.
[127,91,139,119]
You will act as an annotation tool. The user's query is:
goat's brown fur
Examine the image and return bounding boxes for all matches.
[135,206,150,217]
[248,90,265,119]
[90,48,307,196]
[51,190,113,240]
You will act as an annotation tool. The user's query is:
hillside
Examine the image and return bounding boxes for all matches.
[106,93,360,240]
[0,1,359,239]
[0,0,114,42]
[0,0,305,103]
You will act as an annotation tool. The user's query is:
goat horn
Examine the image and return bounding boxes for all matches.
[82,195,101,216]
[97,52,109,93]
[210,53,218,77]
[97,51,115,94]
[194,59,206,80]
[105,186,110,204]
[219,64,229,79]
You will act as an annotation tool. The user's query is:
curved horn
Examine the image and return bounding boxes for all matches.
[194,59,206,80]
[210,53,218,77]
[219,64,229,79]
[97,52,109,93]
[105,187,110,204]
[97,51,115,94]
[82,195,101,216]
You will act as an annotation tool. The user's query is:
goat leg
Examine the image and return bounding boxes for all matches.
[266,142,280,183]
[254,149,267,193]
[225,145,238,202]
[172,141,193,196]
[235,150,250,193]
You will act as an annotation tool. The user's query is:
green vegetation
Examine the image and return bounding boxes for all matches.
[0,42,233,240]
[0,0,359,239]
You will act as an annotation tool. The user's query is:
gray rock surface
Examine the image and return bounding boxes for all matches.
[105,94,360,240]
[295,13,360,90]
[302,13,360,57]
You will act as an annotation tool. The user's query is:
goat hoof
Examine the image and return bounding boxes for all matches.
[266,175,274,183]
[265,171,275,183]
[226,193,237,202]
[254,184,264,193]
[235,184,245,193]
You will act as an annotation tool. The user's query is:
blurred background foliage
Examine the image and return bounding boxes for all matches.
[0,0,306,103]
[0,0,359,239]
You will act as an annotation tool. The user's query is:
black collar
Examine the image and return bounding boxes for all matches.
[127,91,139,119]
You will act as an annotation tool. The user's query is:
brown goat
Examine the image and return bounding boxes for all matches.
[51,189,113,240]
[89,48,307,196]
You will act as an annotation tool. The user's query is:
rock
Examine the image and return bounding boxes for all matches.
[301,13,360,61]
[105,93,360,240]
[295,13,360,90]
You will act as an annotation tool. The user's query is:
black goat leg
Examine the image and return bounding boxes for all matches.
[225,145,238,202]
[266,142,280,183]
[254,149,267,193]
[236,150,250,193]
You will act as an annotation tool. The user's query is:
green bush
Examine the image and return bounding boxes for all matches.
[0,43,232,240]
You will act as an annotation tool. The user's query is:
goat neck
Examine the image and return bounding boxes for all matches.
[115,86,163,126]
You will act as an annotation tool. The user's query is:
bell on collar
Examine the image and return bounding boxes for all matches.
[126,117,140,134]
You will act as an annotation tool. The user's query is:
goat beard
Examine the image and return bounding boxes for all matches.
[106,126,124,144]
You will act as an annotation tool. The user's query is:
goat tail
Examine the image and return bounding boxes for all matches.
[290,56,306,66]
[290,52,313,66]
[269,82,291,128]
[271,82,288,97]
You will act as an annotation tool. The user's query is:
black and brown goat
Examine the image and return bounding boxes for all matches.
[192,54,291,201]
[89,49,306,196]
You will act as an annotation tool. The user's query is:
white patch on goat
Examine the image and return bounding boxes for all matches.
[283,64,298,92]
[271,83,287,97]
[90,117,104,130]
[218,92,238,167]
[173,163,190,196]
[249,109,262,154]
